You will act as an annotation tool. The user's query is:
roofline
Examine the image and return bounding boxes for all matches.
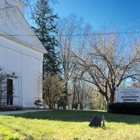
[0,31,47,54]
[15,0,27,8]
[0,6,47,54]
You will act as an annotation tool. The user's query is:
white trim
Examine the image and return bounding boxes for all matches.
[0,31,47,54]
[13,0,27,8]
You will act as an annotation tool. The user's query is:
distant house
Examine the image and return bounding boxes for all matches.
[0,0,46,107]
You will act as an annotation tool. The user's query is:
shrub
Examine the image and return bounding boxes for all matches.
[108,102,140,115]
[0,67,7,106]
[34,100,42,108]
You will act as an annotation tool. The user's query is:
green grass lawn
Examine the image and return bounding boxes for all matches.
[0,110,140,140]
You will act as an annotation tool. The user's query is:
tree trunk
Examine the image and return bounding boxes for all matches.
[103,93,109,110]
[72,83,76,105]
[109,90,115,103]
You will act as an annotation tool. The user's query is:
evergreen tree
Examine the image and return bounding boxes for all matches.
[32,0,60,76]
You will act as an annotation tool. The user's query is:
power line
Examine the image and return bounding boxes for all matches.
[2,5,140,37]
[1,30,140,37]
[116,16,140,26]
[104,16,140,33]
[1,8,140,35]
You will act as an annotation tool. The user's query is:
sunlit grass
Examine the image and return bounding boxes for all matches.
[0,110,140,140]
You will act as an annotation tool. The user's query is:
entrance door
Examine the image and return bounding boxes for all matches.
[7,78,21,106]
[7,79,13,105]
[13,78,20,106]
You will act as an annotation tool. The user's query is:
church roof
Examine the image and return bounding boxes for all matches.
[0,0,47,54]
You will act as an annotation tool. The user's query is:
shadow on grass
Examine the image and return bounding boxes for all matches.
[11,109,140,124]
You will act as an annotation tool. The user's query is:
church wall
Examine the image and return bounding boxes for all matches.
[0,36,43,107]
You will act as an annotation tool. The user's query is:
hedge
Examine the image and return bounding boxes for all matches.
[108,102,140,115]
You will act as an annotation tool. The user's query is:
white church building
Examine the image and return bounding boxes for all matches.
[0,0,46,107]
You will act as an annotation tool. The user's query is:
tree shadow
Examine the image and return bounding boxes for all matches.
[10,109,140,125]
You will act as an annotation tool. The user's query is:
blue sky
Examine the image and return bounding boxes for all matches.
[52,0,140,31]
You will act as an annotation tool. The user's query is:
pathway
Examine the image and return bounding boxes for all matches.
[0,109,50,115]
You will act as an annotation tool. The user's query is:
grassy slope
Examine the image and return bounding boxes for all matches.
[0,110,140,140]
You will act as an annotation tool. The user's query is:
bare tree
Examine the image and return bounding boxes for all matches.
[57,14,93,104]
[43,74,65,109]
[91,89,106,109]
[72,31,140,105]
